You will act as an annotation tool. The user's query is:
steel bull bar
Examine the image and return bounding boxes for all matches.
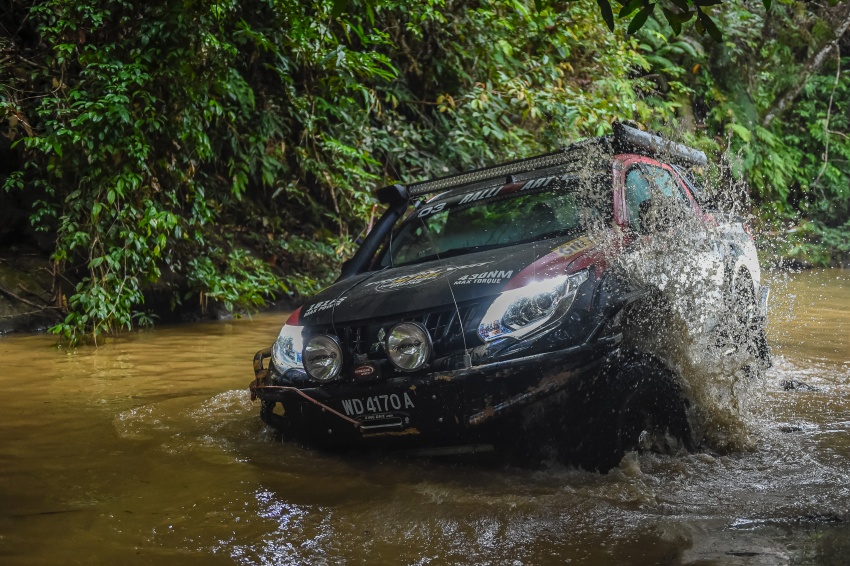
[251,347,361,428]
[250,334,622,437]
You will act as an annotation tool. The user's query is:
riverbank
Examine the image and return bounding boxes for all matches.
[0,247,62,334]
[0,245,295,336]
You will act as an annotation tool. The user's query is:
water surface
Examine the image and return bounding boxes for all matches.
[1,269,848,565]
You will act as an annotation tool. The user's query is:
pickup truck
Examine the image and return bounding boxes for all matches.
[249,122,769,470]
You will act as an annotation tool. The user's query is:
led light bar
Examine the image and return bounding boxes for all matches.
[406,144,602,197]
[394,122,707,198]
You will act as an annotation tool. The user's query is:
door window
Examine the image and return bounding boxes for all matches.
[624,164,692,232]
[643,165,689,204]
[624,167,652,230]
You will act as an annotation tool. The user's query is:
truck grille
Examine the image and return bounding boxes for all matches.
[309,302,482,359]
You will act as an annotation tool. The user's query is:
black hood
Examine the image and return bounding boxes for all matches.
[297,234,593,327]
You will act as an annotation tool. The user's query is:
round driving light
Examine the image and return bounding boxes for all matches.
[385,322,432,371]
[303,334,343,382]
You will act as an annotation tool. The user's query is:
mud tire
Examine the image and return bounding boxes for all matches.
[259,400,288,434]
[583,352,693,472]
[723,272,771,371]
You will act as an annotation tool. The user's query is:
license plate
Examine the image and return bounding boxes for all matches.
[340,391,416,417]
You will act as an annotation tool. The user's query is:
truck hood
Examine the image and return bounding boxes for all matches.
[296,234,598,327]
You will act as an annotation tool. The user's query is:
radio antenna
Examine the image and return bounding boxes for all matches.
[414,214,472,369]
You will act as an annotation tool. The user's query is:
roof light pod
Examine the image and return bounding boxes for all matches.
[303,334,343,382]
[385,322,432,371]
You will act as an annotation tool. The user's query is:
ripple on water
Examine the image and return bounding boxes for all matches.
[3,271,849,564]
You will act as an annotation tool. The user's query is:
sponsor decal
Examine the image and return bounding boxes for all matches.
[459,185,504,205]
[303,296,347,317]
[552,236,594,258]
[341,392,416,416]
[520,175,557,191]
[454,269,514,285]
[368,262,491,292]
[423,174,568,217]
[417,202,447,218]
[353,365,376,378]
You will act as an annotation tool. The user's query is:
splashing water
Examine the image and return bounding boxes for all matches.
[570,132,774,454]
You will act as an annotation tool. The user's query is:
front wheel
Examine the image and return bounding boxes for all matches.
[721,272,771,370]
[585,353,693,472]
[259,399,288,436]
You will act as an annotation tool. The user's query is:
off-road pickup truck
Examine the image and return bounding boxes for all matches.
[250,122,769,470]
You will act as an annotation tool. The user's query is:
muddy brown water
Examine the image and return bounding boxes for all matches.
[1,269,849,565]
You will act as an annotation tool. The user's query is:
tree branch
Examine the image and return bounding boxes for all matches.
[0,283,57,310]
[811,47,841,191]
[763,6,850,127]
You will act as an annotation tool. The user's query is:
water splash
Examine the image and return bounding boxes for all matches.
[570,132,773,454]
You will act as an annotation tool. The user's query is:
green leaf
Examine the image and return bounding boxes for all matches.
[597,0,615,31]
[331,0,346,18]
[107,190,116,205]
[730,123,752,142]
[628,3,655,34]
[534,0,544,12]
[663,7,694,23]
[697,10,722,41]
[497,39,514,57]
[694,0,723,5]
[662,8,680,34]
[619,0,643,19]
[762,0,772,9]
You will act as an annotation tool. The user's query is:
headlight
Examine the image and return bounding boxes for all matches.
[478,270,589,342]
[271,323,304,371]
[385,322,432,371]
[303,334,344,382]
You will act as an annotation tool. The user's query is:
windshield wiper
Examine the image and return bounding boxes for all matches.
[514,227,582,246]
[401,244,505,266]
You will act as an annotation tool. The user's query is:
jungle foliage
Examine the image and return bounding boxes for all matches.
[1,0,849,341]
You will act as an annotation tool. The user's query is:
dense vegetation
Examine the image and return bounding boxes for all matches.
[2,0,849,341]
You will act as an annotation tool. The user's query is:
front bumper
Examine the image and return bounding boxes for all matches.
[250,334,621,452]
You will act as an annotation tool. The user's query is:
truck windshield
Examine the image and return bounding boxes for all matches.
[381,184,600,268]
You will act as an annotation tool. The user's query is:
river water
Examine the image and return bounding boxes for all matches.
[1,268,848,565]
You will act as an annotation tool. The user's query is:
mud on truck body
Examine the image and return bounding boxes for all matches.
[250,122,770,470]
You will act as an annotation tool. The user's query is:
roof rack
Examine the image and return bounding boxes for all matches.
[380,122,707,201]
